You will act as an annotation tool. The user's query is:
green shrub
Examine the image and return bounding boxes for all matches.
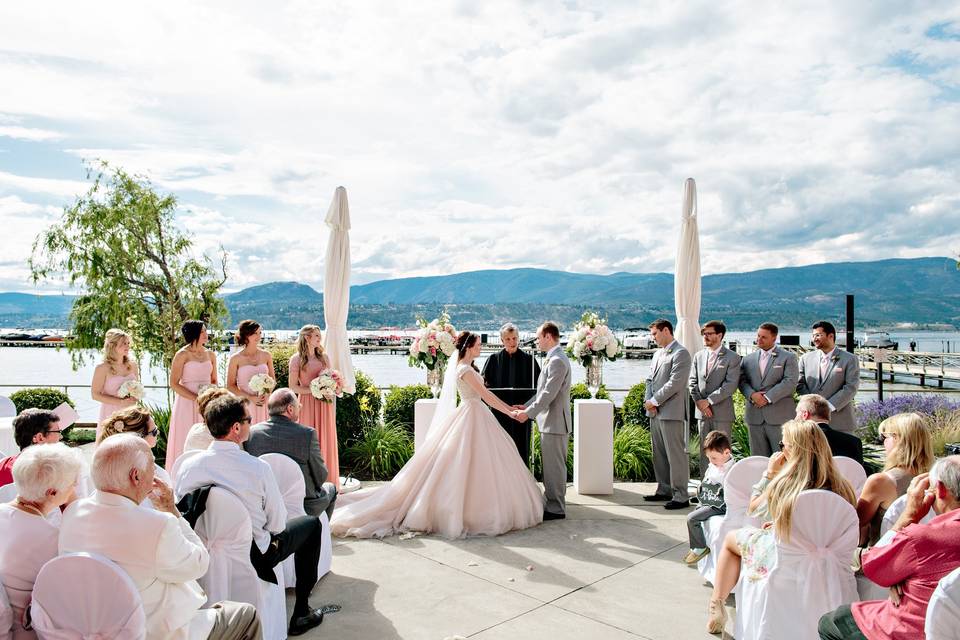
[343,422,414,480]
[64,427,96,447]
[613,424,653,481]
[383,385,433,432]
[10,388,74,414]
[264,343,297,388]
[620,383,649,429]
[147,402,172,468]
[336,370,382,451]
[729,391,751,458]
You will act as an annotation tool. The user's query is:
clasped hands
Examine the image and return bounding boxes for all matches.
[509,405,528,423]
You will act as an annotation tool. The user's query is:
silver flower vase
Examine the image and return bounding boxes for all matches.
[586,359,603,398]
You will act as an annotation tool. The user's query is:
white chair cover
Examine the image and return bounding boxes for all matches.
[0,483,17,503]
[260,453,333,584]
[734,490,859,640]
[30,552,146,640]
[194,487,287,640]
[0,581,12,640]
[0,396,15,419]
[926,565,960,640]
[697,456,769,584]
[833,456,867,497]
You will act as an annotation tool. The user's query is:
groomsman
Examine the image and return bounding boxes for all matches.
[688,320,742,476]
[797,320,860,433]
[643,318,692,509]
[738,322,799,457]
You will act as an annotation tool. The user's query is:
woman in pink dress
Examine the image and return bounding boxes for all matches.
[166,320,217,472]
[289,324,339,489]
[90,328,140,440]
[227,319,276,425]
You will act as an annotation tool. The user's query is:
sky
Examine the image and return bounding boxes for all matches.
[1,1,958,294]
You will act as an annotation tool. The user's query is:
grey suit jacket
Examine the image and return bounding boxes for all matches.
[244,414,335,517]
[644,341,692,421]
[797,349,860,432]
[689,346,742,422]
[524,346,572,435]
[738,347,799,426]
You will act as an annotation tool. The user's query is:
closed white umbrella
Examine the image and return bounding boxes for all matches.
[323,186,356,395]
[674,178,702,367]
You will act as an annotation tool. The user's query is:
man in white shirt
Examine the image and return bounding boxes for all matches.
[176,394,327,636]
[60,433,260,640]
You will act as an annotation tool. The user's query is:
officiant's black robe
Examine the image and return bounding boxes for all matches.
[482,349,541,465]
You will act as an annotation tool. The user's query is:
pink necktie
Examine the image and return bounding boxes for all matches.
[820,354,830,380]
[708,350,718,373]
[759,350,769,377]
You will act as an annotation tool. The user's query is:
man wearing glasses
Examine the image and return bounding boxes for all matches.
[688,321,742,477]
[0,409,62,489]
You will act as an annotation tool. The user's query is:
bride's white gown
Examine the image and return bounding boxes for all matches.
[331,364,545,539]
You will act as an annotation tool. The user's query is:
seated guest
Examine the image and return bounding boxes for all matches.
[183,387,231,453]
[796,394,864,466]
[0,409,63,488]
[706,420,856,634]
[244,388,338,518]
[99,406,173,508]
[819,456,960,640]
[60,433,260,640]
[0,443,81,639]
[856,413,934,547]
[176,395,327,636]
[684,430,735,564]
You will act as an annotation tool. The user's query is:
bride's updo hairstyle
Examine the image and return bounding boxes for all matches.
[455,331,480,371]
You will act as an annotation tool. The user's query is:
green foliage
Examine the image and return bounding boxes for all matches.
[265,343,296,388]
[383,385,433,432]
[862,444,886,475]
[29,161,228,370]
[688,435,702,479]
[343,422,414,480]
[336,370,383,451]
[570,382,610,415]
[620,383,649,429]
[727,391,752,458]
[613,424,654,481]
[147,402,172,468]
[9,388,74,414]
[64,427,96,447]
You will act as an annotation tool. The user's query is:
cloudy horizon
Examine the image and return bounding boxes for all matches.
[1,1,958,294]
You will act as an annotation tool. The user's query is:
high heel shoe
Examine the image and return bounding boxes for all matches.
[706,597,728,634]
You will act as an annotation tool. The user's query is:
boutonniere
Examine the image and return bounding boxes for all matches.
[831,354,840,364]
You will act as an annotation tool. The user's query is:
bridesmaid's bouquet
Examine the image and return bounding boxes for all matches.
[248,373,276,396]
[407,311,457,371]
[566,311,622,366]
[310,370,344,403]
[117,380,145,401]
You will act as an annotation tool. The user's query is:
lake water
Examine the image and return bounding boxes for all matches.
[2,329,959,421]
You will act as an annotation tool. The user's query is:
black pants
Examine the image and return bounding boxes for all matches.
[251,515,322,611]
[818,605,867,640]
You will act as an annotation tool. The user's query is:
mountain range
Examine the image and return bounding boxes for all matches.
[2,257,958,330]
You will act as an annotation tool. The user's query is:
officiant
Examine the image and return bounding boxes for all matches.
[482,323,541,464]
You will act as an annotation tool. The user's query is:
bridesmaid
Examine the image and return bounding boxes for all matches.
[289,324,339,488]
[90,328,140,441]
[227,319,275,425]
[166,320,217,472]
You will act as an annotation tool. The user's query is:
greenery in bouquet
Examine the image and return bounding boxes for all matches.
[407,311,457,371]
[566,311,621,366]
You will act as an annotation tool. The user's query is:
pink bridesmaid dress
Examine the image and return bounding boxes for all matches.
[97,372,137,439]
[166,359,213,472]
[292,354,339,489]
[237,363,269,425]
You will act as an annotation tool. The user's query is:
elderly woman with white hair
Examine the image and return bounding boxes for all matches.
[0,442,82,639]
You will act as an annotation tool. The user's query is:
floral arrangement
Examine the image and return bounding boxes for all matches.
[407,311,457,371]
[566,311,621,366]
[117,379,145,401]
[248,373,276,396]
[311,370,344,403]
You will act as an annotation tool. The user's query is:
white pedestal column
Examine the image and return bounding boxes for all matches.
[414,399,439,450]
[573,399,614,495]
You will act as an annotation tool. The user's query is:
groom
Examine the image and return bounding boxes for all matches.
[514,321,571,521]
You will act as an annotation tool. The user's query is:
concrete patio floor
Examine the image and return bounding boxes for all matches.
[290,482,737,639]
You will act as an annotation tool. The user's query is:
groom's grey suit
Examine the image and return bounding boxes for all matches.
[524,345,572,516]
[645,340,692,502]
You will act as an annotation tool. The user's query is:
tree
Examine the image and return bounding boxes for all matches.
[29,161,228,373]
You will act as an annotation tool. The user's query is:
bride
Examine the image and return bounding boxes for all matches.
[330,331,545,538]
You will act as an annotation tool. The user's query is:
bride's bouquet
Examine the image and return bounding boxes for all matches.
[407,311,457,371]
[117,379,145,401]
[566,311,621,366]
[248,373,276,396]
[310,370,344,403]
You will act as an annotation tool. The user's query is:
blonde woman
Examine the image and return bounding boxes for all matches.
[166,320,217,473]
[706,419,856,634]
[289,325,338,488]
[91,329,140,439]
[856,412,934,546]
[227,319,275,425]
